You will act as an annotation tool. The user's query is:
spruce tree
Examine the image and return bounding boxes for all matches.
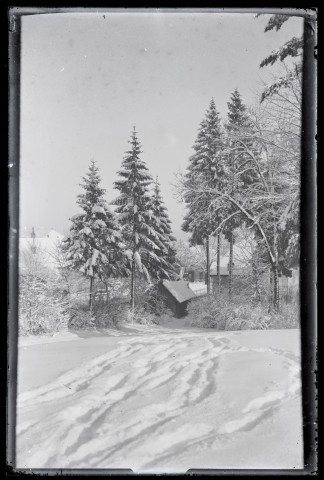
[63,160,124,312]
[112,128,161,310]
[182,99,225,293]
[224,89,254,297]
[149,178,178,280]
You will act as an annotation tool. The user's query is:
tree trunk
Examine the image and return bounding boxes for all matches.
[272,262,280,312]
[130,256,135,311]
[105,281,109,304]
[272,224,280,312]
[229,231,233,298]
[252,261,262,303]
[89,276,94,314]
[268,262,280,312]
[206,236,210,295]
[217,231,221,293]
[269,269,273,311]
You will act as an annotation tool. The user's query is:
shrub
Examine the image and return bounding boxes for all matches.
[19,242,71,336]
[125,281,173,325]
[67,296,132,330]
[187,293,300,330]
[67,290,159,330]
[68,306,95,330]
[19,274,70,336]
[103,278,131,300]
[19,305,70,336]
[133,282,169,316]
[92,298,129,328]
[155,308,177,324]
[94,280,174,327]
[267,302,300,329]
[126,306,157,325]
[64,294,94,330]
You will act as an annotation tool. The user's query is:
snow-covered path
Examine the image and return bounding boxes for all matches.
[16,324,303,472]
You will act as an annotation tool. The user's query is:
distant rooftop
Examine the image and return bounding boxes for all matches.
[19,230,65,272]
[20,227,59,238]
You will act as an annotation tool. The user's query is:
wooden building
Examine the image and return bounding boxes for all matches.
[209,266,230,292]
[185,269,206,283]
[159,279,196,318]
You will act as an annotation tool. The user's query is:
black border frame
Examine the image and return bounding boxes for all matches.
[7,6,317,476]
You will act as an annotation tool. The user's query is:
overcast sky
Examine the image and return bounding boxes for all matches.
[19,10,304,238]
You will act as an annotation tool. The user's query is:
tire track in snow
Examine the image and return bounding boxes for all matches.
[43,336,220,467]
[215,346,301,438]
[82,415,180,468]
[17,340,162,466]
[16,335,203,466]
[42,369,143,466]
[16,328,302,470]
[138,346,211,392]
[17,341,145,406]
[139,428,221,470]
[188,357,219,405]
[106,336,301,469]
[63,339,223,467]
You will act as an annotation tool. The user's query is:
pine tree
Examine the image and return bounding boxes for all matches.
[149,178,178,280]
[63,160,125,312]
[182,99,225,294]
[224,89,254,297]
[112,128,161,310]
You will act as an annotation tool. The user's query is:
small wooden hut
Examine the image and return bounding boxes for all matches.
[159,279,196,318]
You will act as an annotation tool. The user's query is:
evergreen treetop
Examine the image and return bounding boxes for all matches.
[114,128,153,207]
[182,99,225,244]
[223,89,258,240]
[112,128,162,282]
[149,178,178,279]
[227,89,249,127]
[63,160,125,280]
[190,98,224,183]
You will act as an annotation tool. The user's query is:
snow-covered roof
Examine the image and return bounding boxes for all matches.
[20,230,64,250]
[19,230,64,271]
[210,266,229,276]
[20,227,62,238]
[162,279,196,304]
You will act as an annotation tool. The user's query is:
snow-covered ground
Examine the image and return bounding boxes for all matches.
[16,320,303,472]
